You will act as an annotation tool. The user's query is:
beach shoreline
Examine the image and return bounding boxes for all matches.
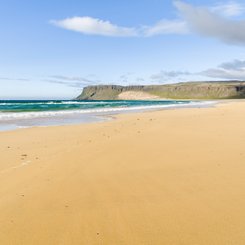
[0,99,216,132]
[1,99,245,244]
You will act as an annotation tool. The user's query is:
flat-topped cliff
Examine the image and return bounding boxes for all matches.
[76,81,245,100]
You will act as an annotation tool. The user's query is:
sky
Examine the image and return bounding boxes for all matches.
[1,0,245,99]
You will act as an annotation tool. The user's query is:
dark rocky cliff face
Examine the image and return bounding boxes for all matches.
[76,82,245,100]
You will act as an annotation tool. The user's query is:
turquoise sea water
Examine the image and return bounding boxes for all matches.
[0,100,194,113]
[0,100,211,131]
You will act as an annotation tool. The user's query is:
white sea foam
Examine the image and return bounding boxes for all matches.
[0,101,214,121]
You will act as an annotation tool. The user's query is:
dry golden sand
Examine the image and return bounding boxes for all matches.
[1,101,245,244]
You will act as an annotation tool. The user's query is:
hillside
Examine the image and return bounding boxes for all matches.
[76,81,245,100]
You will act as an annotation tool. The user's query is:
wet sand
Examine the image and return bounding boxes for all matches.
[0,100,245,244]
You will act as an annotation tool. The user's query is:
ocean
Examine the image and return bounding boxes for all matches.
[0,100,212,131]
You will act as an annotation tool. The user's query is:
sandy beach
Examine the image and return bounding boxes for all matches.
[0,100,245,244]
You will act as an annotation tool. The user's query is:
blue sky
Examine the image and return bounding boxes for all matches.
[1,0,245,99]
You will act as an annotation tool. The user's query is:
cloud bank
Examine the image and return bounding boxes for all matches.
[51,1,245,45]
[201,59,245,80]
[211,1,245,17]
[40,59,245,90]
[150,60,245,82]
[174,1,245,45]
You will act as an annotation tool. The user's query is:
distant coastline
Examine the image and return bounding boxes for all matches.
[76,81,245,100]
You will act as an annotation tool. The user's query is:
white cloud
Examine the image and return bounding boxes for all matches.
[200,60,245,80]
[211,2,245,17]
[174,1,245,45]
[45,75,101,88]
[151,70,191,79]
[150,70,192,83]
[51,16,138,37]
[0,77,29,82]
[51,75,93,83]
[143,19,189,36]
[51,16,188,37]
